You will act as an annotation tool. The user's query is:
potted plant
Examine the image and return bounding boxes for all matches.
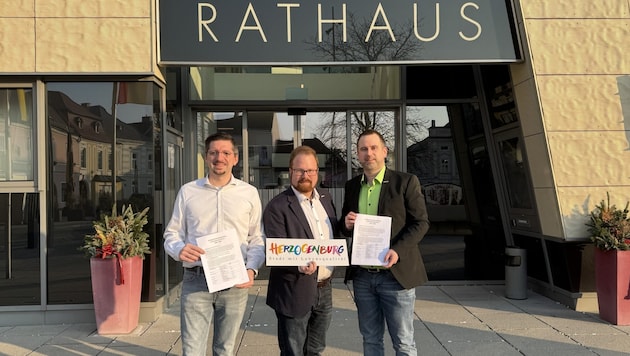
[586,193,630,325]
[80,204,150,334]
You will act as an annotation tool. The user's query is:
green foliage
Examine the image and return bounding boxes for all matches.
[586,193,630,251]
[80,204,151,259]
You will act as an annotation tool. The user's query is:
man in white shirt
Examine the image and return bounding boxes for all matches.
[263,146,339,356]
[164,132,265,356]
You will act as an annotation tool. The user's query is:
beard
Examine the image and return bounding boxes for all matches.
[294,178,314,193]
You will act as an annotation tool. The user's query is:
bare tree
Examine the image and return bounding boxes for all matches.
[307,14,421,64]
[305,11,433,168]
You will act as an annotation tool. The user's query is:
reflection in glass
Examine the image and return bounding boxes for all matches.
[470,142,500,225]
[349,111,396,176]
[0,193,40,305]
[115,83,158,301]
[406,106,463,207]
[302,112,347,189]
[189,66,400,101]
[246,112,286,189]
[196,112,244,180]
[166,68,182,131]
[0,89,34,181]
[482,65,519,129]
[47,82,159,303]
[498,137,532,210]
[302,112,348,209]
[165,136,183,295]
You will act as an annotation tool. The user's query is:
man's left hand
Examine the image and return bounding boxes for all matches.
[383,249,399,268]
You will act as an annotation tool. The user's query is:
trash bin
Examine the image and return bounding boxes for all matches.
[505,246,527,299]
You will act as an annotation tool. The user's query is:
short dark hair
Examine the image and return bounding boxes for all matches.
[205,132,238,155]
[289,146,318,168]
[357,129,386,147]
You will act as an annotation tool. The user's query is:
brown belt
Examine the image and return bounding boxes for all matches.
[317,277,331,288]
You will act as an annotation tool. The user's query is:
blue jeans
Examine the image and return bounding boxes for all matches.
[352,269,417,356]
[276,283,333,356]
[180,268,249,356]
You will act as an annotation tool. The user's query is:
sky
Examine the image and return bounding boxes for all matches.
[278,106,449,140]
[47,83,153,123]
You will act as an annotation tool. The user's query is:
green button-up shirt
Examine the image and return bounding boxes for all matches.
[358,167,386,215]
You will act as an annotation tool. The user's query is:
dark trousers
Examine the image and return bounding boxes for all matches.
[275,283,333,356]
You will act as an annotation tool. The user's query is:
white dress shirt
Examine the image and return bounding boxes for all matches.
[163,175,265,272]
[291,186,334,281]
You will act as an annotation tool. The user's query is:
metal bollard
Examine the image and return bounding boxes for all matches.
[505,246,527,299]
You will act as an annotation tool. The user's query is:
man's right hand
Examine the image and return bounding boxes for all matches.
[179,243,205,263]
[298,261,317,275]
[345,211,357,230]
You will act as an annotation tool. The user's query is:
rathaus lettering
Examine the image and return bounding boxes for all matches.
[197,2,482,43]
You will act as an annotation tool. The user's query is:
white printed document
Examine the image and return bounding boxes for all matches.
[196,229,249,293]
[351,214,392,266]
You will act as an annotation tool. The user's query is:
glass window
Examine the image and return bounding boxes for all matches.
[0,89,34,181]
[195,111,244,180]
[165,68,182,131]
[189,66,400,101]
[481,65,519,129]
[0,193,41,305]
[349,110,396,176]
[302,111,348,210]
[46,82,161,303]
[497,136,533,210]
[245,111,289,190]
[114,83,159,301]
[80,147,86,168]
[406,66,476,100]
[406,106,464,208]
[97,151,103,169]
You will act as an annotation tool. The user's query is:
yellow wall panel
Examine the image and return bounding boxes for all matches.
[0,19,35,72]
[538,75,626,131]
[36,0,150,18]
[0,0,34,17]
[514,1,630,241]
[548,131,630,187]
[525,20,630,75]
[519,0,630,18]
[36,18,152,73]
[557,187,630,240]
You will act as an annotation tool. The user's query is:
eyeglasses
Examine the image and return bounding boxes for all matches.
[291,168,318,176]
[207,150,234,158]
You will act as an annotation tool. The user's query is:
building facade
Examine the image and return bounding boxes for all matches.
[0,0,628,324]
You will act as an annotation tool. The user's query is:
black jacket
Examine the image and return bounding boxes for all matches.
[340,169,430,289]
[264,188,339,317]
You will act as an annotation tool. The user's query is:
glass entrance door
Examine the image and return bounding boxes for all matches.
[192,109,398,211]
[191,106,513,281]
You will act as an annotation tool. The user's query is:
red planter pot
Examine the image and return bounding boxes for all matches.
[595,249,630,325]
[90,256,143,334]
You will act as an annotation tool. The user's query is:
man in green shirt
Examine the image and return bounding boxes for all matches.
[340,129,430,356]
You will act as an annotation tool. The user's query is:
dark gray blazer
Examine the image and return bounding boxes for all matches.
[340,168,430,289]
[264,187,339,318]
